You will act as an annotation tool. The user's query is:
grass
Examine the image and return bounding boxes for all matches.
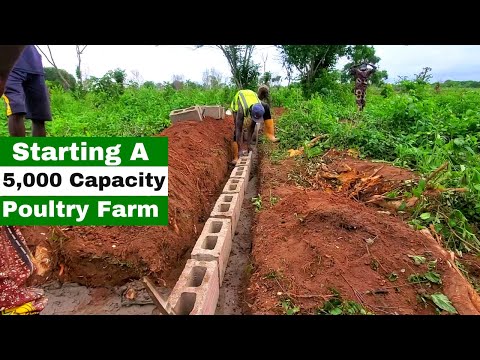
[276,81,480,256]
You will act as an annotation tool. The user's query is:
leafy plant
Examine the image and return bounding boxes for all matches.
[269,190,279,206]
[317,289,372,315]
[429,293,457,314]
[388,272,398,282]
[408,255,427,265]
[280,298,300,315]
[408,271,442,285]
[251,194,263,212]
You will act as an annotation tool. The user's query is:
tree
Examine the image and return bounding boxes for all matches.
[198,45,260,89]
[44,67,76,90]
[260,71,272,86]
[341,45,388,85]
[171,74,184,90]
[130,69,144,87]
[75,45,87,88]
[277,45,349,94]
[414,67,433,84]
[202,68,223,89]
[112,69,126,86]
[142,81,156,89]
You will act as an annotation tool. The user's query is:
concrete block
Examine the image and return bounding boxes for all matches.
[222,177,245,205]
[210,193,241,234]
[170,106,203,123]
[167,259,219,315]
[202,106,224,120]
[191,218,232,285]
[230,165,248,182]
[221,107,225,119]
[235,157,251,182]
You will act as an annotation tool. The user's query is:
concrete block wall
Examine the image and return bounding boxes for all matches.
[210,193,241,236]
[230,165,248,181]
[191,218,232,285]
[166,259,220,315]
[165,151,253,315]
[222,178,245,206]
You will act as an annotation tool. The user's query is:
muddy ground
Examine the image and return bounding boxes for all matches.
[245,144,480,315]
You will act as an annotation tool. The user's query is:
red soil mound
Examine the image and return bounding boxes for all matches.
[246,151,480,315]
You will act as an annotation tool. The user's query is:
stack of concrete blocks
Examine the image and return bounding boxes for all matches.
[201,105,225,120]
[169,105,226,124]
[169,106,203,124]
[166,151,253,315]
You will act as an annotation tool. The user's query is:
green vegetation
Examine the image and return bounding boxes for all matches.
[317,289,372,315]
[1,70,236,137]
[1,54,478,264]
[276,76,480,256]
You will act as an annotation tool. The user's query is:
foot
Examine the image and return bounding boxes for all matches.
[267,136,279,143]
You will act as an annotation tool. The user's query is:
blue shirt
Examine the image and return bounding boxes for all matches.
[13,45,44,75]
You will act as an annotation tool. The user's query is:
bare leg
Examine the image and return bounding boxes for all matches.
[8,114,25,137]
[32,120,46,137]
[246,120,256,152]
[235,112,245,156]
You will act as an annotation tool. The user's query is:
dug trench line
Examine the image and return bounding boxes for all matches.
[215,148,258,314]
[18,116,238,314]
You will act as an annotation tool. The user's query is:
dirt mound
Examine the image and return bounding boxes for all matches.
[305,149,418,199]
[21,116,234,287]
[246,152,480,315]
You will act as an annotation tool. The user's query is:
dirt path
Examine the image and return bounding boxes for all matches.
[216,148,258,314]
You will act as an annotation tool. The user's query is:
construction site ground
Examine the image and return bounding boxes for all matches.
[18,109,480,315]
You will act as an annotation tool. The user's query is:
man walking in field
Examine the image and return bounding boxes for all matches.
[350,62,377,111]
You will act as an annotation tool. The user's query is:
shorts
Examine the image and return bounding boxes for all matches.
[2,69,52,121]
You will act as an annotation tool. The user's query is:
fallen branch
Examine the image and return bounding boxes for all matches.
[370,165,385,178]
[289,293,333,300]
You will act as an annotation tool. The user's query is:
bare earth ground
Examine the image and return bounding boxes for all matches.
[245,143,480,315]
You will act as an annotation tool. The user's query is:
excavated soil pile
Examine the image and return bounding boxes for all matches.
[245,149,480,315]
[21,116,234,287]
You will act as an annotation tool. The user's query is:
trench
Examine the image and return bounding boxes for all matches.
[25,116,256,315]
[215,148,258,314]
[39,150,258,315]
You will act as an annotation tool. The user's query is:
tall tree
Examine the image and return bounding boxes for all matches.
[202,68,223,89]
[75,45,88,88]
[277,45,349,91]
[197,45,260,89]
